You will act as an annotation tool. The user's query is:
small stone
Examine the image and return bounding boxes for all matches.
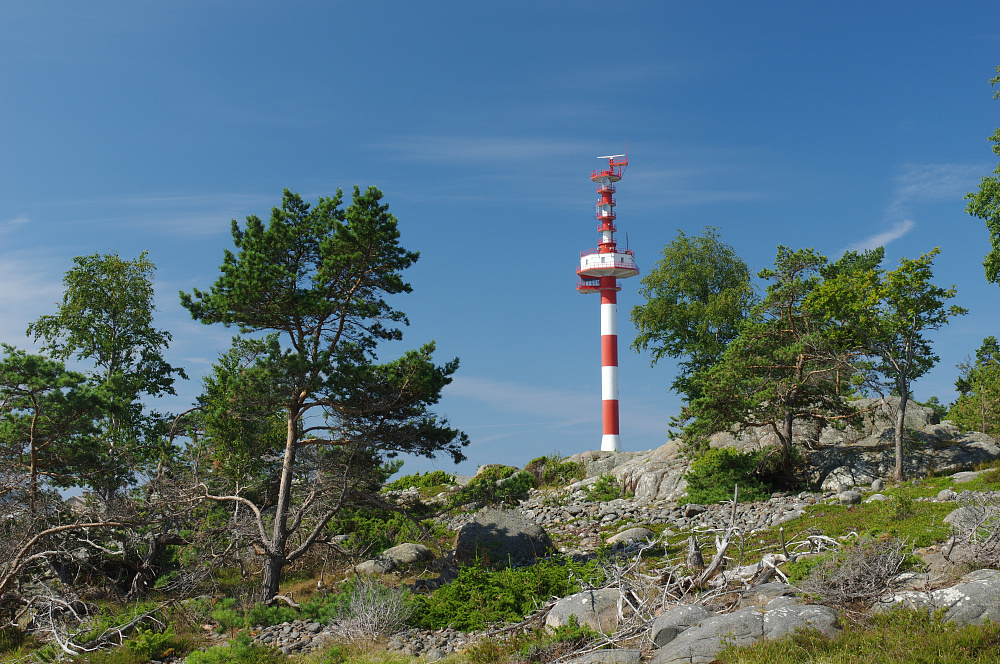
[872,478,885,491]
[838,490,862,505]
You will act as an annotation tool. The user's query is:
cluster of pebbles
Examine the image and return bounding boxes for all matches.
[385,627,478,659]
[251,619,334,654]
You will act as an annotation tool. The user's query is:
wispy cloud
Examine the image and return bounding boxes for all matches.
[445,375,596,422]
[0,250,65,347]
[375,136,593,164]
[843,163,984,253]
[0,215,30,236]
[843,219,916,253]
[887,163,982,217]
[48,192,276,237]
[627,167,770,208]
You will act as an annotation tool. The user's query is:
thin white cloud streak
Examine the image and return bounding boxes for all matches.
[375,136,594,164]
[843,219,916,253]
[443,375,670,441]
[0,215,31,236]
[886,163,983,218]
[47,192,276,236]
[0,250,65,347]
[842,163,984,254]
[445,375,597,422]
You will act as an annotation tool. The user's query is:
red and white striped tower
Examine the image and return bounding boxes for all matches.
[577,154,639,452]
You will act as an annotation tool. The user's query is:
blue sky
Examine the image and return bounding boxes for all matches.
[2,1,999,476]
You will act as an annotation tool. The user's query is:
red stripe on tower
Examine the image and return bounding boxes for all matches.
[576,152,639,452]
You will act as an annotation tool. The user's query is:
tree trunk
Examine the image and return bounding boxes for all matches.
[894,389,908,482]
[260,555,285,604]
[259,410,299,603]
[780,412,795,480]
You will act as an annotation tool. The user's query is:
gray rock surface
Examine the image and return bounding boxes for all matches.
[739,582,799,608]
[606,527,654,546]
[355,542,434,575]
[838,490,862,505]
[650,605,839,664]
[876,568,1000,625]
[454,508,553,566]
[568,650,642,664]
[650,604,713,647]
[546,589,623,634]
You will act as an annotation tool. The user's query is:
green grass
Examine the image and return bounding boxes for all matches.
[715,608,1000,663]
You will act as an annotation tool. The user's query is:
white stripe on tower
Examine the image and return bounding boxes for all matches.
[600,281,621,452]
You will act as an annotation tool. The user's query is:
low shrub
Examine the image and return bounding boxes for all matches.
[410,558,603,631]
[328,507,430,557]
[583,473,625,502]
[450,470,537,508]
[684,447,772,504]
[185,633,286,664]
[328,576,413,639]
[798,537,912,607]
[524,453,586,488]
[465,615,599,664]
[384,470,456,492]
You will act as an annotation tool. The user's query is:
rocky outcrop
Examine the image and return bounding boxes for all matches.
[650,603,840,664]
[875,568,1000,624]
[562,398,999,502]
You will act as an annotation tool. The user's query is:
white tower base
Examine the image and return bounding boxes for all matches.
[601,434,621,452]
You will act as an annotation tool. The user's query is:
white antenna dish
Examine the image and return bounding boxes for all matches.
[597,154,626,159]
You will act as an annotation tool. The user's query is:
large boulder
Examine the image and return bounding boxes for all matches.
[650,604,713,647]
[606,527,654,547]
[454,508,553,567]
[875,568,1000,625]
[354,542,434,575]
[650,605,839,664]
[546,589,623,634]
[567,650,641,664]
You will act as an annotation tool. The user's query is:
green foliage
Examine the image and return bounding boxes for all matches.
[180,187,469,602]
[691,247,859,474]
[0,628,29,655]
[948,336,1000,436]
[27,251,187,499]
[466,615,599,664]
[781,553,829,584]
[384,470,455,491]
[124,625,191,661]
[684,447,773,504]
[914,396,949,421]
[631,227,757,403]
[329,507,430,556]
[451,470,537,508]
[475,465,518,481]
[210,598,243,634]
[584,473,626,502]
[185,634,286,664]
[718,607,1000,663]
[524,453,586,488]
[966,65,1000,284]
[0,347,110,509]
[410,558,603,631]
[810,247,966,480]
